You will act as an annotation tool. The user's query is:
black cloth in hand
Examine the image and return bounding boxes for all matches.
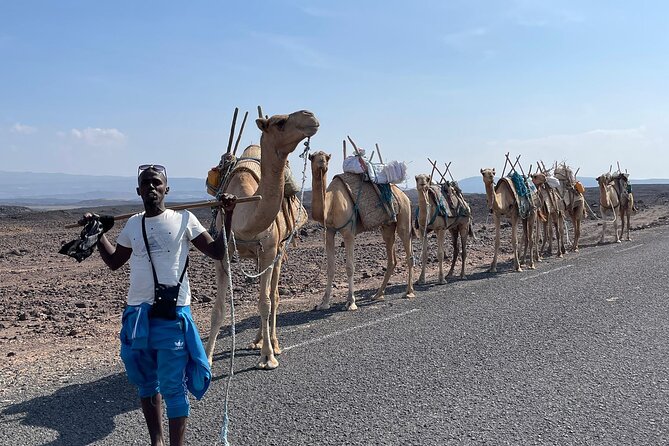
[58,219,105,262]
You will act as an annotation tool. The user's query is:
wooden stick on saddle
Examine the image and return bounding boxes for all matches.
[500,152,511,178]
[375,143,384,164]
[347,135,395,219]
[64,196,263,229]
[257,106,264,119]
[342,140,347,159]
[232,111,249,156]
[225,108,239,155]
[443,161,454,182]
[428,158,446,183]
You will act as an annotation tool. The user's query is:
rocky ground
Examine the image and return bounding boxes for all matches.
[1,185,668,397]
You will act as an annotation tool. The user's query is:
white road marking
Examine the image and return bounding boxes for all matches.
[283,308,420,352]
[606,296,620,302]
[618,244,643,253]
[519,264,573,281]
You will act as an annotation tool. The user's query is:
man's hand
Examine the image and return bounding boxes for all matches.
[219,193,237,213]
[78,213,114,233]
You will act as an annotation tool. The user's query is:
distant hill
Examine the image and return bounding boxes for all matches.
[0,171,209,206]
[2,170,668,207]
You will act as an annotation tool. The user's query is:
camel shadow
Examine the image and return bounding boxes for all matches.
[2,373,137,446]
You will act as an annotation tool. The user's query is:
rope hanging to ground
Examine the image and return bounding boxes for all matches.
[218,217,236,446]
[217,138,311,445]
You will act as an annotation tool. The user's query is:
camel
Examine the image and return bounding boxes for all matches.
[553,164,586,252]
[480,168,537,272]
[205,110,319,370]
[414,174,472,283]
[530,172,566,258]
[596,172,621,244]
[611,172,635,241]
[308,150,415,311]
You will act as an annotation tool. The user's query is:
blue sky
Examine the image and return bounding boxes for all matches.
[1,0,668,187]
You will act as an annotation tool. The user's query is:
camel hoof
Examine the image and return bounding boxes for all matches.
[258,355,279,370]
[616,240,622,244]
[346,302,358,311]
[405,292,416,299]
[438,279,446,285]
[528,265,536,270]
[249,341,262,350]
[372,294,385,302]
[417,277,426,285]
[314,303,331,311]
[488,267,497,273]
[272,344,282,355]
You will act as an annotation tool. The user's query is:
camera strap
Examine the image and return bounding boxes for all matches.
[142,215,189,291]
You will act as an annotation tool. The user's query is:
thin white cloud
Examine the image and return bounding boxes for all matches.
[443,27,488,51]
[10,123,37,135]
[257,32,333,69]
[69,127,126,146]
[300,6,340,18]
[507,1,585,27]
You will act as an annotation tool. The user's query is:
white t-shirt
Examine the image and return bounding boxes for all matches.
[116,209,207,306]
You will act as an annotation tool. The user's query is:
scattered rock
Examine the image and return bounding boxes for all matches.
[7,352,15,357]
[75,302,87,308]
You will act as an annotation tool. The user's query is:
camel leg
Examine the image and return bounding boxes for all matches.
[436,229,446,284]
[527,214,536,269]
[459,224,468,278]
[626,212,632,241]
[446,228,458,279]
[552,218,563,258]
[613,212,621,243]
[417,226,428,285]
[205,259,229,365]
[572,215,581,252]
[489,214,501,273]
[512,217,522,272]
[316,229,336,311]
[374,224,397,301]
[397,223,415,298]
[343,230,358,310]
[599,211,607,244]
[268,256,283,355]
[256,256,278,370]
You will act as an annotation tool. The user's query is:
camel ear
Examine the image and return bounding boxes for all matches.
[308,153,314,161]
[326,153,331,160]
[256,118,269,132]
[492,168,496,175]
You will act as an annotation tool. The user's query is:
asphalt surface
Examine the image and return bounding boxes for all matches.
[2,226,669,445]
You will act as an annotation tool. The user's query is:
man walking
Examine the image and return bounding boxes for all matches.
[83,164,235,445]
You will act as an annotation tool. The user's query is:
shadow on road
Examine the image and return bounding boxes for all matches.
[2,373,137,446]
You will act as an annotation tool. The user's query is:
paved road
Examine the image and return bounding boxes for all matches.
[3,227,669,445]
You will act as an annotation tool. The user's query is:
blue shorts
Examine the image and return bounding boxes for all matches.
[120,311,190,418]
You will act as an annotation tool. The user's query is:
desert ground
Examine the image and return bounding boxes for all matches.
[1,184,668,397]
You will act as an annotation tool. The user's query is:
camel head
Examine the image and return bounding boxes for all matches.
[531,172,547,187]
[596,173,612,186]
[308,151,331,175]
[480,168,496,185]
[414,174,431,193]
[256,110,320,157]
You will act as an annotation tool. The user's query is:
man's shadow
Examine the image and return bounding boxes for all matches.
[2,373,137,446]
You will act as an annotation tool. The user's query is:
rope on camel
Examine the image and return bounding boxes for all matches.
[218,218,236,446]
[230,138,312,279]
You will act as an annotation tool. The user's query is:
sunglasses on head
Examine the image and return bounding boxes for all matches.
[137,164,167,180]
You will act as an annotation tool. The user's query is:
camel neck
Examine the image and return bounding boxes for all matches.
[310,168,327,224]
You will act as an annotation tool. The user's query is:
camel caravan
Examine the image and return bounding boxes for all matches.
[203,108,637,369]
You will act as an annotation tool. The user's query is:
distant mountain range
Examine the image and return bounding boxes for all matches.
[1,170,668,207]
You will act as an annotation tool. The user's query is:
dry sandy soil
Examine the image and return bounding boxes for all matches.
[2,185,668,397]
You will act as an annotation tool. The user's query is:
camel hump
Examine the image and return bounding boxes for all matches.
[239,144,261,159]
